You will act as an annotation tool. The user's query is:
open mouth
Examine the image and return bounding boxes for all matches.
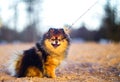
[51,41,60,48]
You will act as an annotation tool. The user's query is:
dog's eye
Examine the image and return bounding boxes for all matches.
[58,39,61,41]
[61,37,65,40]
[51,39,55,41]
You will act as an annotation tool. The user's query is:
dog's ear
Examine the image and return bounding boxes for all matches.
[58,28,64,34]
[48,28,54,33]
[63,26,71,35]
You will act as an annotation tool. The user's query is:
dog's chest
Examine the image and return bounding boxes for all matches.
[45,53,65,66]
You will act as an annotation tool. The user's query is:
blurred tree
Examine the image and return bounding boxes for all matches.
[0,0,42,42]
[0,25,19,42]
[70,24,98,41]
[99,0,120,42]
[13,0,19,31]
[22,0,40,23]
[20,22,39,42]
[6,0,20,31]
[22,0,41,42]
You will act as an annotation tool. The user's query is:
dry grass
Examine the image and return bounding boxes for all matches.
[0,42,120,82]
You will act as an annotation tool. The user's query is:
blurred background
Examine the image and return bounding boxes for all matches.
[0,0,120,44]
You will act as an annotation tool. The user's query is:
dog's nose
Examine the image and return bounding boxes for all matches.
[56,41,60,45]
[55,41,58,44]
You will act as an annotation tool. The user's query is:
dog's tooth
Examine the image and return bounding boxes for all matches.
[53,41,56,44]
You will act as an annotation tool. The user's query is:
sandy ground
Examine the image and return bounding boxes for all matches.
[0,42,120,82]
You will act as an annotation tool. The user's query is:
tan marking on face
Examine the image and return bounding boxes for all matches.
[44,36,68,54]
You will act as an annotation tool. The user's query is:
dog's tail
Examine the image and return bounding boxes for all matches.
[8,51,24,76]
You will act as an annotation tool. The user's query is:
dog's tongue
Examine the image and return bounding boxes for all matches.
[52,44,58,47]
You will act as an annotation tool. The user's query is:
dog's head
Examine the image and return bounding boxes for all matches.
[42,28,70,53]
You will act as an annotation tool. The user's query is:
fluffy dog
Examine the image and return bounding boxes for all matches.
[8,28,70,78]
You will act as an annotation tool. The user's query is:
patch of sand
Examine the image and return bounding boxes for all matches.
[0,42,120,82]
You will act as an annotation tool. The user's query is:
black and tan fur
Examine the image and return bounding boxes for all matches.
[8,28,70,78]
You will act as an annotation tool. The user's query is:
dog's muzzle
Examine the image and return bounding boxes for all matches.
[51,41,60,48]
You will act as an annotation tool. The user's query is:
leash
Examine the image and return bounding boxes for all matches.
[67,0,99,29]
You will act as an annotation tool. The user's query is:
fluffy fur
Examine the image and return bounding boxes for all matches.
[8,28,70,78]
